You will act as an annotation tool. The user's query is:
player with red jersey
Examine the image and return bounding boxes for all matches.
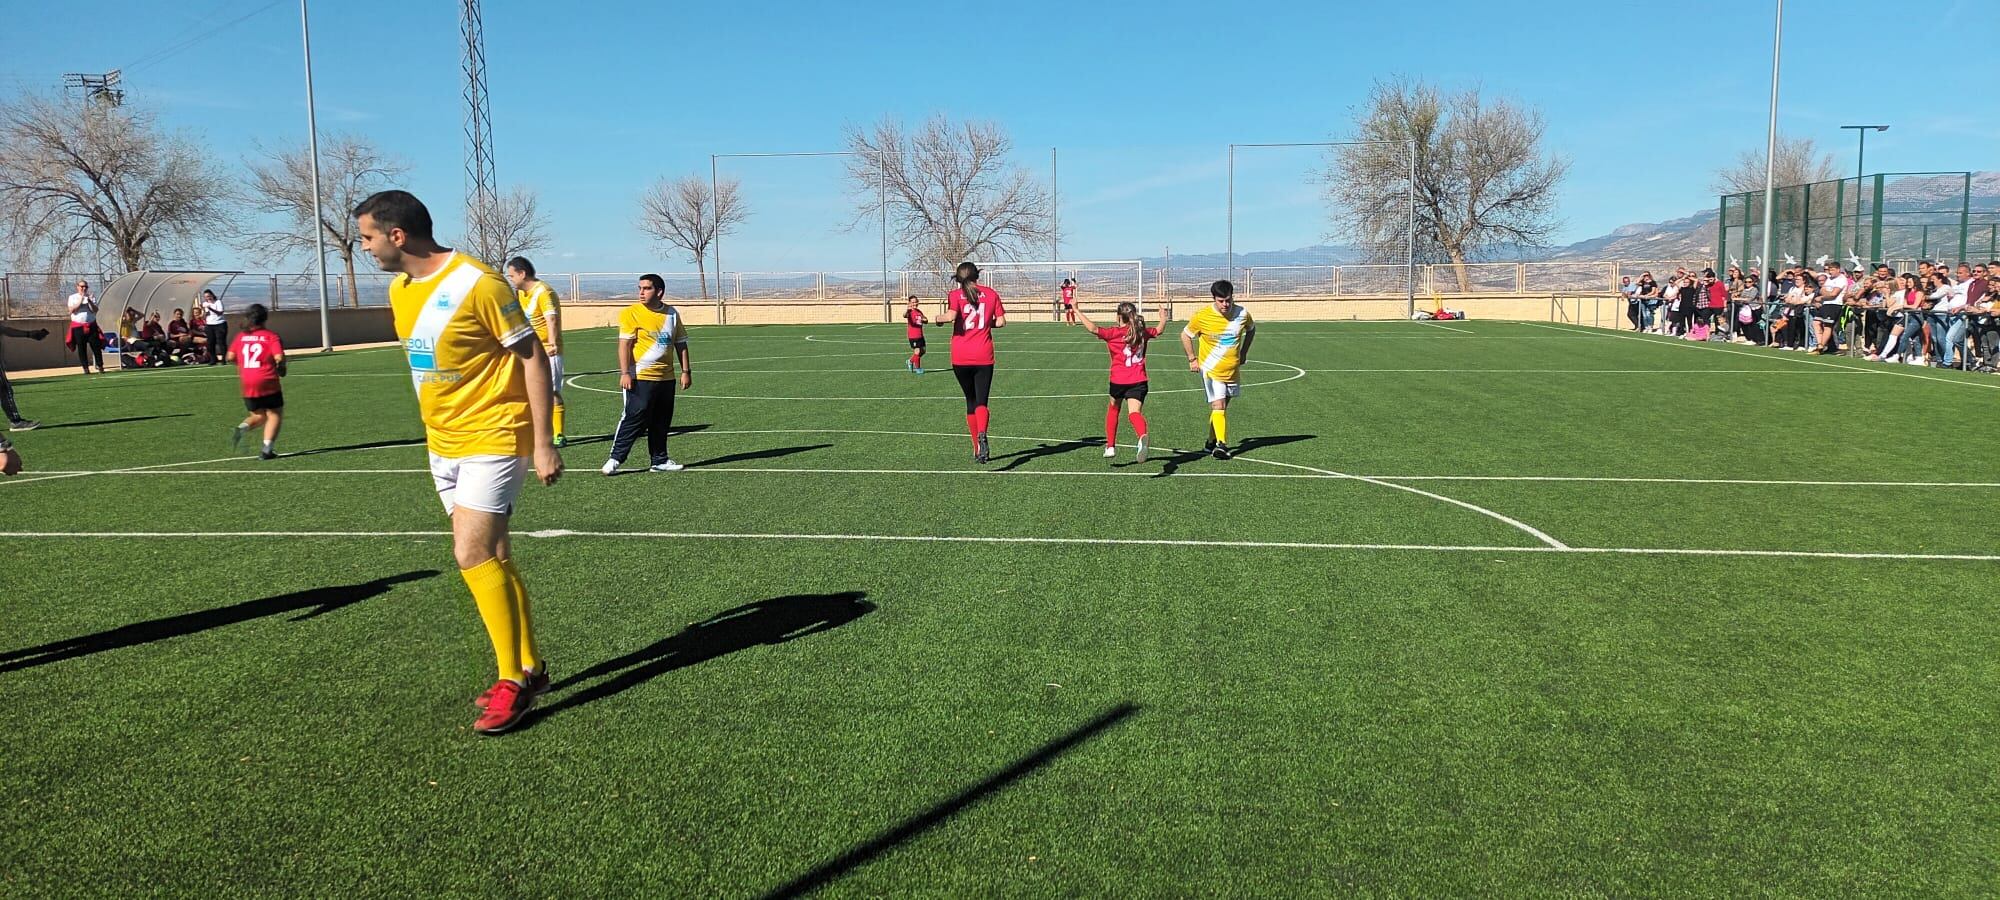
[931,262,1006,463]
[903,295,929,374]
[1060,278,1078,323]
[227,303,287,460]
[1074,300,1167,462]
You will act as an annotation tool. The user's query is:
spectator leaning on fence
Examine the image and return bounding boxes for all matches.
[1636,272,1661,332]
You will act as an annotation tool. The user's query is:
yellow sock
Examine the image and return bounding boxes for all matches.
[1209,410,1228,445]
[460,559,523,682]
[551,398,566,436]
[499,557,539,672]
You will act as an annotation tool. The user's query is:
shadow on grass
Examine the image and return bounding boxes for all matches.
[689,443,832,468]
[562,423,712,449]
[38,414,191,430]
[530,591,875,724]
[1144,433,1317,477]
[0,570,437,674]
[990,436,1103,472]
[762,702,1142,899]
[292,436,427,457]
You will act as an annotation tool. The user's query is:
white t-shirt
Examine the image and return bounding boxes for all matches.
[67,292,97,325]
[201,298,225,326]
[1940,280,1970,314]
[1820,274,1850,303]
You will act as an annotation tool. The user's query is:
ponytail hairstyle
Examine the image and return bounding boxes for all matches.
[954,262,981,305]
[246,303,270,329]
[1117,301,1150,353]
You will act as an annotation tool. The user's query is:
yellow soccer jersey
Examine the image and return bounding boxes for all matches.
[390,253,536,458]
[519,281,561,349]
[1183,303,1254,382]
[618,302,686,381]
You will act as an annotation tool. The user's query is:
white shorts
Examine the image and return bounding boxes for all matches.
[429,453,527,516]
[1202,376,1241,403]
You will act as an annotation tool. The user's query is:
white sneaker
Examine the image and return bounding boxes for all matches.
[1135,434,1149,463]
[600,459,620,476]
[1103,444,1117,458]
[649,459,684,472]
[1906,356,1926,366]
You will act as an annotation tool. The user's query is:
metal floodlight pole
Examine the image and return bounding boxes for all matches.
[709,155,721,303]
[1227,140,1415,309]
[300,0,332,351]
[1756,0,1783,331]
[1840,124,1888,182]
[1051,147,1059,318]
[710,150,880,310]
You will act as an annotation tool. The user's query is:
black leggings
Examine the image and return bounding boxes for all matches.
[0,368,19,423]
[204,323,228,364]
[952,364,993,413]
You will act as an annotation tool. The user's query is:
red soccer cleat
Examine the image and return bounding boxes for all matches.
[473,663,551,708]
[473,678,534,735]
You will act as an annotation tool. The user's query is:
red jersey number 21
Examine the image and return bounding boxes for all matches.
[961,304,987,331]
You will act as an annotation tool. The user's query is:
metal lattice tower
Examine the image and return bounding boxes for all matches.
[460,0,497,222]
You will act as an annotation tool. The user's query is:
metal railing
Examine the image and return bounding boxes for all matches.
[3,260,1737,318]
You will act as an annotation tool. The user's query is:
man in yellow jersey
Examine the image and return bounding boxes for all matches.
[505,256,567,447]
[354,190,563,736]
[602,273,692,474]
[1180,279,1255,460]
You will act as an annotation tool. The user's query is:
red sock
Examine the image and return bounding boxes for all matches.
[911,353,920,367]
[973,406,989,434]
[966,413,978,443]
[1104,405,1121,445]
[1127,411,1147,437]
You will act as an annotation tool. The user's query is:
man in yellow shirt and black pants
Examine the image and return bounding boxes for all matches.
[355,190,563,736]
[1180,279,1255,460]
[602,273,692,474]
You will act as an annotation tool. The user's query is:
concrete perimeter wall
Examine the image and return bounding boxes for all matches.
[6,294,1629,373]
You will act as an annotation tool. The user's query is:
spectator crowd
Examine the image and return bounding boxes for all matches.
[1621,260,1997,370]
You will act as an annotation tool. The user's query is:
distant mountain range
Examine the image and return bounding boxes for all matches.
[1142,171,1999,269]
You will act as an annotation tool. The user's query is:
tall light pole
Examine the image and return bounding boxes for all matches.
[1839,124,1889,181]
[299,0,332,351]
[1756,0,1783,307]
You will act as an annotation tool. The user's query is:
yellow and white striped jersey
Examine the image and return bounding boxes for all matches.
[518,281,561,349]
[1182,303,1254,382]
[618,302,687,381]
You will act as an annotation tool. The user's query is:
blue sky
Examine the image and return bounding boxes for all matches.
[7,0,1992,273]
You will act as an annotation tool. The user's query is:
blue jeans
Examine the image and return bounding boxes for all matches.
[1931,313,1968,366]
[1640,301,1659,330]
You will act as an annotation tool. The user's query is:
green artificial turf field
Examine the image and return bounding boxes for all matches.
[3,318,1997,896]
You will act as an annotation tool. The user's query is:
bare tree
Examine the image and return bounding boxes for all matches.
[1711,135,1839,196]
[637,175,746,299]
[1326,78,1568,290]
[844,115,1052,281]
[242,134,408,307]
[460,186,550,267]
[0,92,233,272]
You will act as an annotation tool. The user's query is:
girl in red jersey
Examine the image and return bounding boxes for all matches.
[931,262,1005,463]
[226,303,287,460]
[1074,300,1167,462]
[1060,278,1078,324]
[903,294,929,374]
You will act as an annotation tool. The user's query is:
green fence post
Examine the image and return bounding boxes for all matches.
[1959,172,1972,264]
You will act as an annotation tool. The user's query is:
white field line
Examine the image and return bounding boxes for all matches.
[1295,368,1865,375]
[1422,321,1475,334]
[0,527,1996,562]
[1519,321,2000,391]
[564,360,1308,401]
[23,465,2000,491]
[1225,454,1570,549]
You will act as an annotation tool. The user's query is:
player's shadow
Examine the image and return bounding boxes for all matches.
[563,423,711,448]
[0,570,437,674]
[689,443,833,468]
[989,437,1103,472]
[293,436,427,457]
[531,592,875,723]
[1144,433,1317,477]
[37,414,190,430]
